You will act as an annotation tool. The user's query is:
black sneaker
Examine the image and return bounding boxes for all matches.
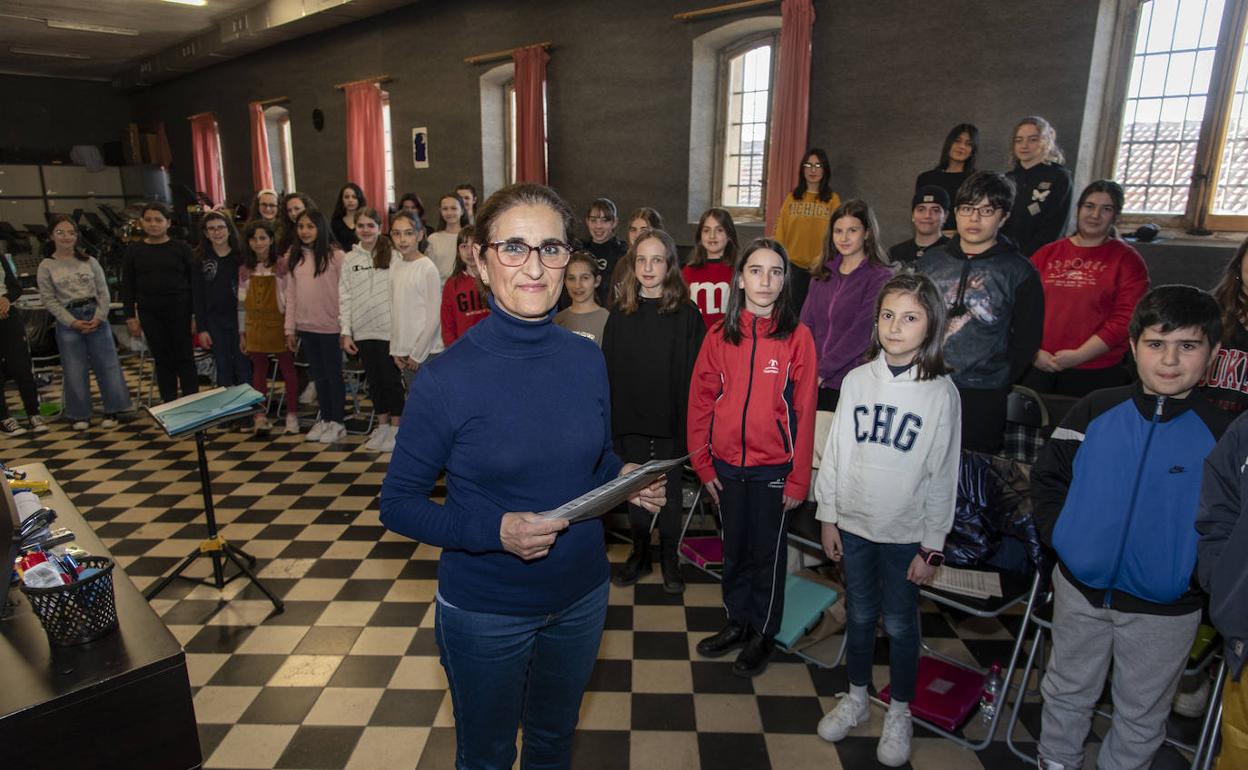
[732,631,774,678]
[696,622,748,658]
[612,542,652,586]
[0,417,26,435]
[659,543,685,594]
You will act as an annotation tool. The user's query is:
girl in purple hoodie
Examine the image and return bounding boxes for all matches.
[799,199,893,411]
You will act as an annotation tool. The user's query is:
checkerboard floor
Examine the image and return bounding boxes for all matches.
[1,364,1201,769]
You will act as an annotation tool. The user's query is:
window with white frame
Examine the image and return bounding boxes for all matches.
[382,90,396,208]
[1113,0,1248,230]
[717,35,777,217]
[263,105,296,193]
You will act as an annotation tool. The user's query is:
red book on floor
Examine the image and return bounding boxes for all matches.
[878,655,986,732]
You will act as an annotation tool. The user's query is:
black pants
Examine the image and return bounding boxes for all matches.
[788,266,813,316]
[139,297,198,403]
[958,386,1009,454]
[614,434,683,544]
[719,472,790,639]
[817,387,840,412]
[1021,363,1129,399]
[0,316,39,419]
[357,339,405,417]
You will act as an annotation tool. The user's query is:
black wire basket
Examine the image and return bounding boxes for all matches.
[20,556,119,646]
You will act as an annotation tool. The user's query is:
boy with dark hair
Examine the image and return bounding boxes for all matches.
[1197,412,1248,769]
[916,171,1044,453]
[454,183,478,221]
[579,197,627,307]
[888,185,950,266]
[1033,285,1231,770]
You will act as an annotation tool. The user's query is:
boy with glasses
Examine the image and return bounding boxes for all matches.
[917,171,1044,453]
[888,186,950,266]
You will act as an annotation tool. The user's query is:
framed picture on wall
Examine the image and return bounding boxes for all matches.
[412,127,429,169]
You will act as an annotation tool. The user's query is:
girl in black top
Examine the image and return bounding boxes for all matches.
[915,123,978,232]
[331,183,364,250]
[601,229,706,594]
[192,210,251,387]
[1003,116,1073,257]
[123,201,199,402]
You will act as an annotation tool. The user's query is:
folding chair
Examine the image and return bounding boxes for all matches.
[1005,579,1226,765]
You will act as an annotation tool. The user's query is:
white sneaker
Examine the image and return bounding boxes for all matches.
[876,707,913,767]
[285,414,300,434]
[298,382,317,405]
[29,415,49,432]
[306,420,327,441]
[380,424,397,453]
[364,424,388,451]
[817,693,870,743]
[318,421,346,444]
[1173,674,1211,718]
[100,416,119,429]
[71,420,90,431]
[1038,759,1066,770]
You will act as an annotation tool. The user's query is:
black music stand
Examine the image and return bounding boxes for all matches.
[143,405,283,612]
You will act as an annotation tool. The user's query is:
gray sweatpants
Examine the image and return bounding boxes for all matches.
[1038,567,1199,770]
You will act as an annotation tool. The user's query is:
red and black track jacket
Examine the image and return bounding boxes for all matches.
[688,310,818,500]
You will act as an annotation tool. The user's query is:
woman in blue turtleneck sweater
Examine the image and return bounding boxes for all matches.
[380,183,664,770]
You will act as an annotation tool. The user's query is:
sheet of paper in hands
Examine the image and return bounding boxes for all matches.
[540,454,690,523]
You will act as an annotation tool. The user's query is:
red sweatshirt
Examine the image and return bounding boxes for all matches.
[440,272,489,345]
[687,310,818,500]
[683,261,734,329]
[1031,237,1149,370]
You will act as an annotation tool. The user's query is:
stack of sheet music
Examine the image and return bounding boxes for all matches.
[929,566,1004,600]
[146,385,265,437]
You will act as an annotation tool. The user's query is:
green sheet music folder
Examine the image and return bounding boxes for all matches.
[146,385,265,437]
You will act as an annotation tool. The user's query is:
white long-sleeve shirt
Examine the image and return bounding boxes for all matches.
[390,255,444,362]
[339,244,393,342]
[813,352,961,551]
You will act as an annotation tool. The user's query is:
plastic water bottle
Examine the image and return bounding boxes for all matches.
[980,662,1003,726]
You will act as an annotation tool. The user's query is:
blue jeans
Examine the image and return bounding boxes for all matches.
[435,579,609,770]
[298,331,344,423]
[204,318,250,387]
[841,530,921,702]
[55,304,132,421]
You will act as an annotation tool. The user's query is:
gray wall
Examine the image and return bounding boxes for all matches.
[0,74,131,162]
[121,0,1104,247]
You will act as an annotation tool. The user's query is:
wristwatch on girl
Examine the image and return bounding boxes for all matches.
[918,547,945,567]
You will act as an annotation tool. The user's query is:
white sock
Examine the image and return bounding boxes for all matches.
[887,698,909,715]
[848,684,868,704]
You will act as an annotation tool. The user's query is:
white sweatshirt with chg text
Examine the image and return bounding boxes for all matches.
[813,352,962,551]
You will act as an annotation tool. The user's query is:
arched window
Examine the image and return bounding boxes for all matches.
[687,16,782,224]
[263,104,295,193]
[717,35,778,217]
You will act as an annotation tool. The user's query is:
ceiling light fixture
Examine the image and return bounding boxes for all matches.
[46,20,140,36]
[160,0,208,6]
[10,47,91,59]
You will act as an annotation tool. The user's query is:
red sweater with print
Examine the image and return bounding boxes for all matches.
[440,272,490,345]
[1031,237,1150,370]
[683,261,734,329]
[687,311,818,500]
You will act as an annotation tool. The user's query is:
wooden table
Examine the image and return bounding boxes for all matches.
[0,463,201,770]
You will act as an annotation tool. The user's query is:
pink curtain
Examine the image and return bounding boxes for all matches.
[249,102,274,193]
[344,82,386,218]
[189,113,225,207]
[154,122,173,168]
[764,0,816,232]
[513,45,550,185]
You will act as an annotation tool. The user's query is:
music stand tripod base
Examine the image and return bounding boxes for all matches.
[143,405,284,613]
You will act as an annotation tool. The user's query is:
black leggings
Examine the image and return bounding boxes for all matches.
[139,297,198,403]
[357,339,405,417]
[0,316,39,418]
[613,433,684,544]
